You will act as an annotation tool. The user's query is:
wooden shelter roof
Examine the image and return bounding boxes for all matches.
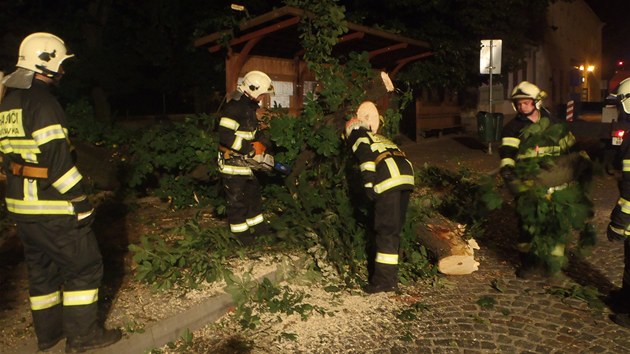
[194,5,432,74]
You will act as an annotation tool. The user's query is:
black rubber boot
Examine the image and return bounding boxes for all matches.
[606,288,630,313]
[37,333,64,352]
[611,313,630,328]
[365,263,398,294]
[515,252,544,279]
[65,328,122,353]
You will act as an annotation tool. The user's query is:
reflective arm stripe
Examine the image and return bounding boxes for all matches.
[30,291,61,311]
[364,182,373,188]
[230,136,244,150]
[360,161,375,172]
[6,198,74,215]
[558,132,576,151]
[623,159,630,173]
[219,164,253,176]
[235,131,256,140]
[619,197,630,215]
[500,158,515,168]
[32,124,66,146]
[219,117,239,131]
[63,289,98,306]
[52,166,83,194]
[501,137,520,148]
[375,252,399,265]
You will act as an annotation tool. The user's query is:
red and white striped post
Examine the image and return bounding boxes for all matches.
[566,100,574,122]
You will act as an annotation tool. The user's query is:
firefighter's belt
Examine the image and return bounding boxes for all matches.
[219,145,244,160]
[10,162,48,179]
[375,150,406,166]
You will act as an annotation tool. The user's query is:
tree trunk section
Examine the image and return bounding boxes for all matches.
[417,214,479,275]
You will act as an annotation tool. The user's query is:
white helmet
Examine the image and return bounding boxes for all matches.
[616,78,630,114]
[238,71,274,99]
[511,81,546,111]
[17,32,74,77]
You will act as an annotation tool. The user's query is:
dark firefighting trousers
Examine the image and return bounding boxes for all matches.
[17,216,103,343]
[221,174,265,240]
[370,189,411,288]
[624,238,630,291]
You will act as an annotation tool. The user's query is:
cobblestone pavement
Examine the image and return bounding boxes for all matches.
[389,134,630,353]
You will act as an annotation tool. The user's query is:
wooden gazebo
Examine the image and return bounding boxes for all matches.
[194,5,432,115]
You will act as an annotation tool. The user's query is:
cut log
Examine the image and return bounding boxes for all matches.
[416,214,480,275]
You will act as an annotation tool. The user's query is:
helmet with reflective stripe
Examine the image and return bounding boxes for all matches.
[238,71,274,99]
[17,32,74,77]
[616,78,630,114]
[511,81,546,111]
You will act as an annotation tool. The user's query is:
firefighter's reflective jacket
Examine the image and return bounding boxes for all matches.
[217,92,264,176]
[611,135,630,229]
[346,127,414,195]
[0,79,89,221]
[499,110,576,174]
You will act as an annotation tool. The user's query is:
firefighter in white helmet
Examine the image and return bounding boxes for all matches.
[344,101,414,294]
[605,77,630,327]
[499,81,592,282]
[217,70,274,245]
[0,33,121,352]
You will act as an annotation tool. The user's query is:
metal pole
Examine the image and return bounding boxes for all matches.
[487,40,494,155]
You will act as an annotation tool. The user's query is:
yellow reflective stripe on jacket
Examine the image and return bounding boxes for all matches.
[219,117,239,131]
[372,159,413,193]
[374,175,415,194]
[558,132,576,151]
[230,136,244,150]
[235,130,256,140]
[623,159,630,172]
[63,289,98,306]
[551,244,565,257]
[360,161,375,172]
[24,179,38,200]
[30,291,61,311]
[246,214,264,227]
[500,158,515,168]
[351,137,370,152]
[517,145,561,159]
[619,197,630,214]
[501,137,520,148]
[219,164,253,176]
[52,166,83,194]
[0,138,41,154]
[375,252,399,265]
[230,221,249,233]
[369,134,399,152]
[32,124,67,146]
[6,198,74,215]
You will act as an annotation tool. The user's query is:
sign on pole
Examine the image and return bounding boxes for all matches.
[480,40,502,74]
[479,39,502,155]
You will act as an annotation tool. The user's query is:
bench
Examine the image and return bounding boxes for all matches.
[415,104,462,139]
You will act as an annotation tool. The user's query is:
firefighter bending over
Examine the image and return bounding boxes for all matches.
[217,70,274,246]
[344,101,414,294]
[0,33,121,352]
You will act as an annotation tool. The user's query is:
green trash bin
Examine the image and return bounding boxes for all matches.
[477,111,495,143]
[477,111,504,143]
[493,112,504,141]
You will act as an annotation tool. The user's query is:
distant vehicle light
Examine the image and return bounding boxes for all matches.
[615,130,625,138]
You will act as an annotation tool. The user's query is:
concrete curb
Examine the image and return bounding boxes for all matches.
[16,270,278,354]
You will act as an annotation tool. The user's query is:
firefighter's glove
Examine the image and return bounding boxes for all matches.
[71,195,95,227]
[344,118,369,138]
[607,222,627,242]
[248,141,266,157]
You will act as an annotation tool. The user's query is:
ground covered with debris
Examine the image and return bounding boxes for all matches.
[2,136,630,353]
